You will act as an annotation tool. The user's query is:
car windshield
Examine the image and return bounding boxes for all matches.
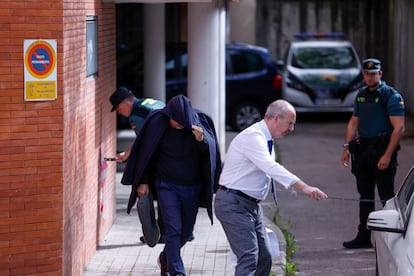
[291,46,357,69]
[227,50,265,74]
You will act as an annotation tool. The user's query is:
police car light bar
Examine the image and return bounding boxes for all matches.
[294,32,346,39]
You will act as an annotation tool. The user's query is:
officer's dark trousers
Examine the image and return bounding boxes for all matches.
[351,144,397,238]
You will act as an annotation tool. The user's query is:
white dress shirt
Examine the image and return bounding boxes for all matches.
[219,120,300,200]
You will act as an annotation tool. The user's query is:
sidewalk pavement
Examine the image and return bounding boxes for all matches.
[83,173,286,276]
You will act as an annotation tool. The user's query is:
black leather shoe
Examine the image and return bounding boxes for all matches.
[343,237,372,249]
[140,235,165,244]
[187,233,194,242]
[158,251,168,276]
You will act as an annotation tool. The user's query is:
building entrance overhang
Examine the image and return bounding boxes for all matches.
[115,0,211,3]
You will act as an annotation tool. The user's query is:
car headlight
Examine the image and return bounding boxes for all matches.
[286,72,308,92]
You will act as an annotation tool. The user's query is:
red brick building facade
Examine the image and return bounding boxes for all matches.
[0,0,117,275]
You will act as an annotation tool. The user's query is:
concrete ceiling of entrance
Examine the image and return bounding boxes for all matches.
[116,0,211,3]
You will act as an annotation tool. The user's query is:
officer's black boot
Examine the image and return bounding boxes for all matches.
[343,226,372,249]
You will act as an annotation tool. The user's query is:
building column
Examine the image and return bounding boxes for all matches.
[188,0,226,154]
[143,4,166,101]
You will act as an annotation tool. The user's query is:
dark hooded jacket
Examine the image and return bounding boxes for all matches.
[121,95,222,224]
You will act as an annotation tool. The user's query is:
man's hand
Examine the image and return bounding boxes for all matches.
[341,148,350,167]
[192,125,204,142]
[377,155,391,170]
[116,147,132,163]
[292,181,328,201]
[137,184,149,198]
[302,186,328,201]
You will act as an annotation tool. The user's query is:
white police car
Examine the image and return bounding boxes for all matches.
[279,33,364,112]
[367,166,414,276]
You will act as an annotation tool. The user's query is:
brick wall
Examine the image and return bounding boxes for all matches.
[0,0,117,275]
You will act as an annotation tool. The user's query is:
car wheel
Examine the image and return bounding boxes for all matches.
[231,102,262,131]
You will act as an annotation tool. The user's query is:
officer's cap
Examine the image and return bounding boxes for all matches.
[362,58,381,72]
[109,86,133,112]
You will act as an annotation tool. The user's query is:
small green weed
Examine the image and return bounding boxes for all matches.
[272,209,298,276]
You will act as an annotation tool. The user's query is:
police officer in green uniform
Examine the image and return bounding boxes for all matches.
[110,86,166,243]
[110,86,165,162]
[341,58,405,249]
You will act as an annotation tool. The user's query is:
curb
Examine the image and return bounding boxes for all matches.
[264,215,286,276]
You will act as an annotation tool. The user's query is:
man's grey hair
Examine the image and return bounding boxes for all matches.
[264,99,294,119]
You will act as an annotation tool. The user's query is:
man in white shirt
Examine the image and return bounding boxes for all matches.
[214,99,328,276]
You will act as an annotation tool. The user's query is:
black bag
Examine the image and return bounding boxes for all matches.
[137,192,160,247]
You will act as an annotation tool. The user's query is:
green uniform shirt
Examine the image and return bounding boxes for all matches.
[130,98,165,135]
[353,81,405,138]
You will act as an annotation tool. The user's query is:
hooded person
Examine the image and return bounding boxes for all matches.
[121,94,221,276]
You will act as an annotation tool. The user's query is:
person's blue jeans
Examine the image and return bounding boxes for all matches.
[214,188,272,276]
[155,179,200,276]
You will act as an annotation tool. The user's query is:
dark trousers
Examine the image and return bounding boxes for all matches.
[351,144,397,237]
[155,179,200,276]
[157,207,165,237]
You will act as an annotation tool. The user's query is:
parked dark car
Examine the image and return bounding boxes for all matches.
[117,42,282,131]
